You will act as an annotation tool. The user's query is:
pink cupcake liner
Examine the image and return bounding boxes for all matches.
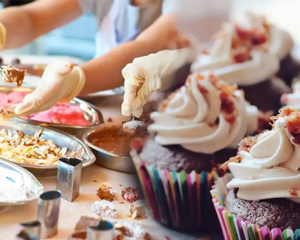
[211,175,300,240]
[131,149,218,230]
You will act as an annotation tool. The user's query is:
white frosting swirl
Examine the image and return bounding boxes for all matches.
[228,116,300,202]
[245,12,294,60]
[192,24,279,86]
[284,82,300,109]
[269,25,294,60]
[148,74,258,154]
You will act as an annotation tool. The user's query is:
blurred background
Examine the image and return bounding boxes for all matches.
[0,0,299,62]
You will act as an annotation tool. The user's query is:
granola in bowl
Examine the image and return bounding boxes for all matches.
[0,128,76,165]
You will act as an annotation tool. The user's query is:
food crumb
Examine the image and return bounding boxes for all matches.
[107,117,113,122]
[96,182,116,202]
[289,188,298,196]
[92,180,97,183]
[121,187,141,203]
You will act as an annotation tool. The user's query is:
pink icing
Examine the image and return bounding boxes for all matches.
[0,92,90,126]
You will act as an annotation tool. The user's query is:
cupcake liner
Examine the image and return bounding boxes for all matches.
[131,149,218,230]
[211,175,300,240]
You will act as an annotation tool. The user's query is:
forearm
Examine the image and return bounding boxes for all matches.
[1,0,82,49]
[79,40,162,95]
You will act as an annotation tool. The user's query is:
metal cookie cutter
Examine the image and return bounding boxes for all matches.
[16,221,41,240]
[57,158,83,202]
[87,220,114,240]
[38,190,61,239]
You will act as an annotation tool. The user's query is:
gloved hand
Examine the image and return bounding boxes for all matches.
[0,23,6,50]
[0,60,85,120]
[121,48,197,117]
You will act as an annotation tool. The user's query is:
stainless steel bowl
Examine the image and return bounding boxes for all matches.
[0,158,44,206]
[82,123,136,173]
[15,98,104,136]
[0,121,96,176]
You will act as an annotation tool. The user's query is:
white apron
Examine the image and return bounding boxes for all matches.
[95,0,140,57]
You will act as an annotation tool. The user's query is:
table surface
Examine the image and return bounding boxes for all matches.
[0,96,222,240]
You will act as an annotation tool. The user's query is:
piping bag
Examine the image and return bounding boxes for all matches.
[171,0,233,80]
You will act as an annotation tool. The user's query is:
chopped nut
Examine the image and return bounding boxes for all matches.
[96,182,116,202]
[197,83,208,95]
[128,200,148,219]
[238,136,258,152]
[0,128,76,165]
[231,46,250,63]
[121,187,141,203]
[201,49,209,55]
[220,155,242,171]
[289,188,298,197]
[1,65,26,87]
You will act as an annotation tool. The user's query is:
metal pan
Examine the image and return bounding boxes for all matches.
[0,121,96,176]
[82,123,136,173]
[14,98,104,136]
[0,159,44,206]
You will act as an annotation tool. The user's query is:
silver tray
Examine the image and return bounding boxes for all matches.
[0,159,43,206]
[14,98,104,136]
[79,87,125,100]
[0,121,96,176]
[82,123,136,173]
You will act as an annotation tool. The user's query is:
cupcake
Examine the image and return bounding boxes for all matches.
[241,12,299,86]
[211,107,300,239]
[192,16,291,113]
[130,73,260,231]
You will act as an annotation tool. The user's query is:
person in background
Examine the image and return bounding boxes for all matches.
[3,0,34,8]
[0,0,229,119]
[0,0,193,118]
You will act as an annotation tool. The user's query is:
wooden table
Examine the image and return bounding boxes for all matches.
[0,96,222,240]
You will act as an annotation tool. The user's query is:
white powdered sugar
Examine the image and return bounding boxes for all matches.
[113,221,147,240]
[91,200,117,218]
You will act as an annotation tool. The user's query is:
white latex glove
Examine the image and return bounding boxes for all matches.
[0,23,6,50]
[0,60,85,120]
[121,48,197,117]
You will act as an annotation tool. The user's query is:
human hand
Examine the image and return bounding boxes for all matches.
[0,60,85,120]
[121,48,197,117]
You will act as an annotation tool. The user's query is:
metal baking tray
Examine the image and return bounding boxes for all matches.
[79,87,125,100]
[0,121,96,176]
[82,123,136,173]
[0,159,44,206]
[13,98,104,136]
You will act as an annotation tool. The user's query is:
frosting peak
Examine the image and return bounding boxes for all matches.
[227,108,300,202]
[244,12,294,60]
[192,24,279,86]
[148,74,258,154]
[192,13,290,86]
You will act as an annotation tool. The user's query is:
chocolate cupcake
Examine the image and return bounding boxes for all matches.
[243,13,300,86]
[192,18,291,113]
[131,73,260,231]
[211,108,300,239]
